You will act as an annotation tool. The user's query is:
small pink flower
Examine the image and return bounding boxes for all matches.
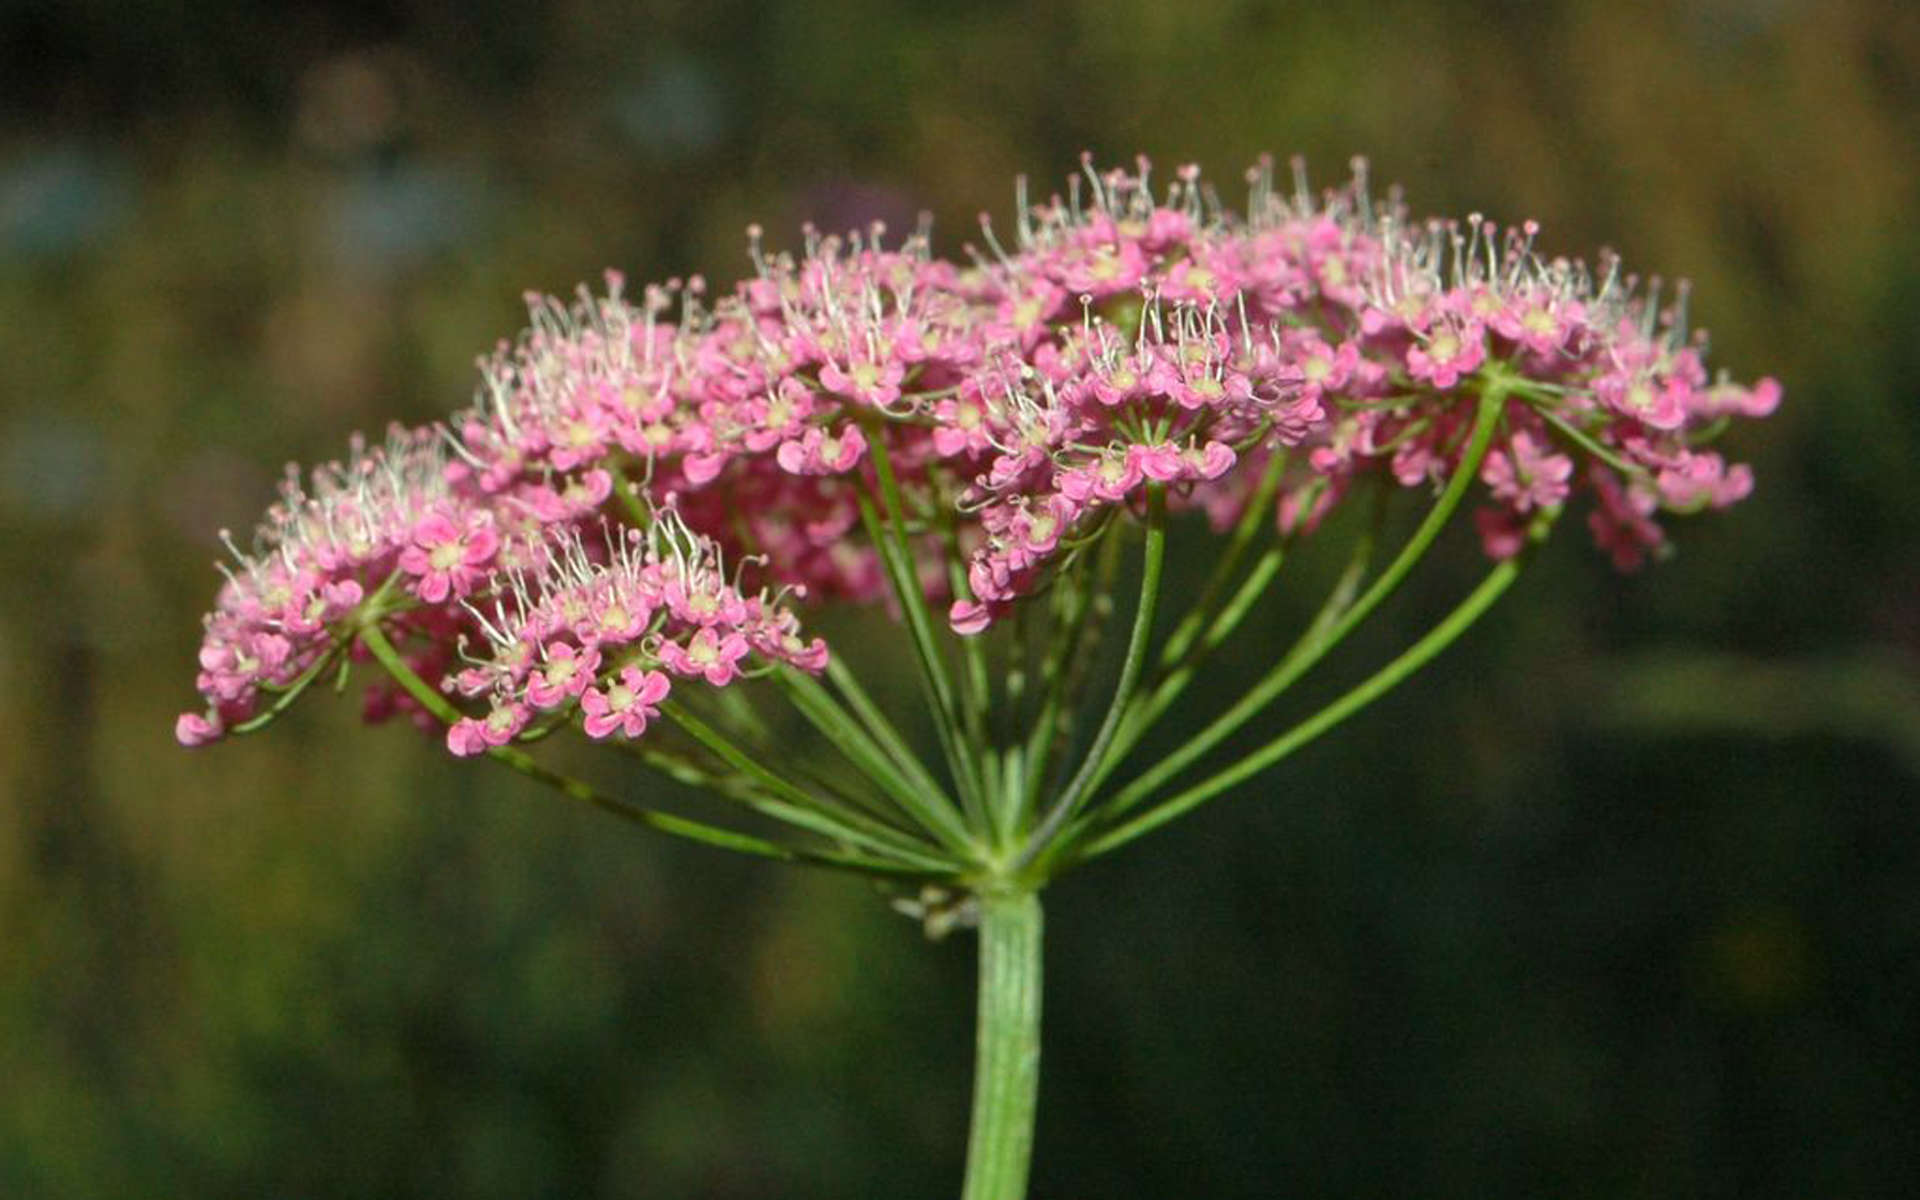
[520,469,614,521]
[1087,357,1151,408]
[662,576,747,627]
[658,627,751,686]
[175,711,223,747]
[775,632,829,673]
[1587,466,1667,571]
[546,406,610,471]
[1053,238,1149,298]
[776,425,868,475]
[447,700,530,756]
[524,643,602,709]
[1695,375,1782,420]
[582,586,654,646]
[1656,451,1753,511]
[1007,495,1076,556]
[1182,440,1237,481]
[1282,331,1360,407]
[1406,320,1487,390]
[1059,450,1143,504]
[819,358,906,408]
[1489,296,1584,357]
[1128,443,1186,483]
[580,667,671,739]
[931,390,994,457]
[1594,368,1688,431]
[399,510,499,603]
[1474,507,1529,560]
[1481,431,1573,513]
[988,281,1067,349]
[949,599,994,636]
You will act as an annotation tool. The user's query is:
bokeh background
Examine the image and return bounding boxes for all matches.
[4,0,1917,1195]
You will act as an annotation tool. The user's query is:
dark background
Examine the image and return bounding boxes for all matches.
[4,1,1917,1196]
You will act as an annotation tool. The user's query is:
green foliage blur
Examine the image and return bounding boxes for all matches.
[3,0,1916,1195]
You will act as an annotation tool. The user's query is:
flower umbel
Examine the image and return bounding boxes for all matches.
[177,154,1778,1200]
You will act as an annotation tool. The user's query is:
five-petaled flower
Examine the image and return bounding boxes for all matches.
[580,667,672,739]
[399,511,500,603]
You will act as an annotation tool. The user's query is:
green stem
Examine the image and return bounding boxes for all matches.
[356,623,926,879]
[1061,515,1375,849]
[1096,386,1508,823]
[824,655,960,812]
[662,701,959,870]
[960,888,1044,1200]
[1013,553,1098,832]
[231,641,348,733]
[772,666,977,855]
[854,471,987,824]
[1021,486,1166,868]
[1153,448,1287,669]
[1074,550,1529,861]
[941,512,1001,821]
[1092,540,1285,793]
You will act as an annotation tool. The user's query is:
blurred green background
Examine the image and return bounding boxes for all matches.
[3,0,1917,1195]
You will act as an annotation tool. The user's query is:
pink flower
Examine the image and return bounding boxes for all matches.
[819,358,906,408]
[1586,466,1667,571]
[1481,431,1573,513]
[519,469,614,521]
[1087,357,1154,408]
[1405,320,1487,390]
[1594,358,1690,431]
[662,576,748,627]
[524,643,602,709]
[1656,451,1753,511]
[581,667,671,739]
[1696,375,1782,420]
[776,425,868,475]
[1489,296,1585,357]
[175,711,223,747]
[399,511,499,603]
[447,700,530,756]
[1053,237,1150,298]
[582,585,655,646]
[179,158,1781,753]
[949,599,994,636]
[931,390,994,457]
[658,627,751,686]
[1128,443,1186,483]
[1182,441,1237,481]
[1284,332,1358,403]
[1059,450,1143,504]
[1474,507,1529,560]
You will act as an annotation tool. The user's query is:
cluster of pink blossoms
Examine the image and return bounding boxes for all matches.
[442,513,825,755]
[179,155,1777,751]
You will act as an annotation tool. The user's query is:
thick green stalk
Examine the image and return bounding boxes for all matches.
[961,888,1044,1200]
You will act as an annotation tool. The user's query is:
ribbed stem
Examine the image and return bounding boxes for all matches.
[961,888,1044,1200]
